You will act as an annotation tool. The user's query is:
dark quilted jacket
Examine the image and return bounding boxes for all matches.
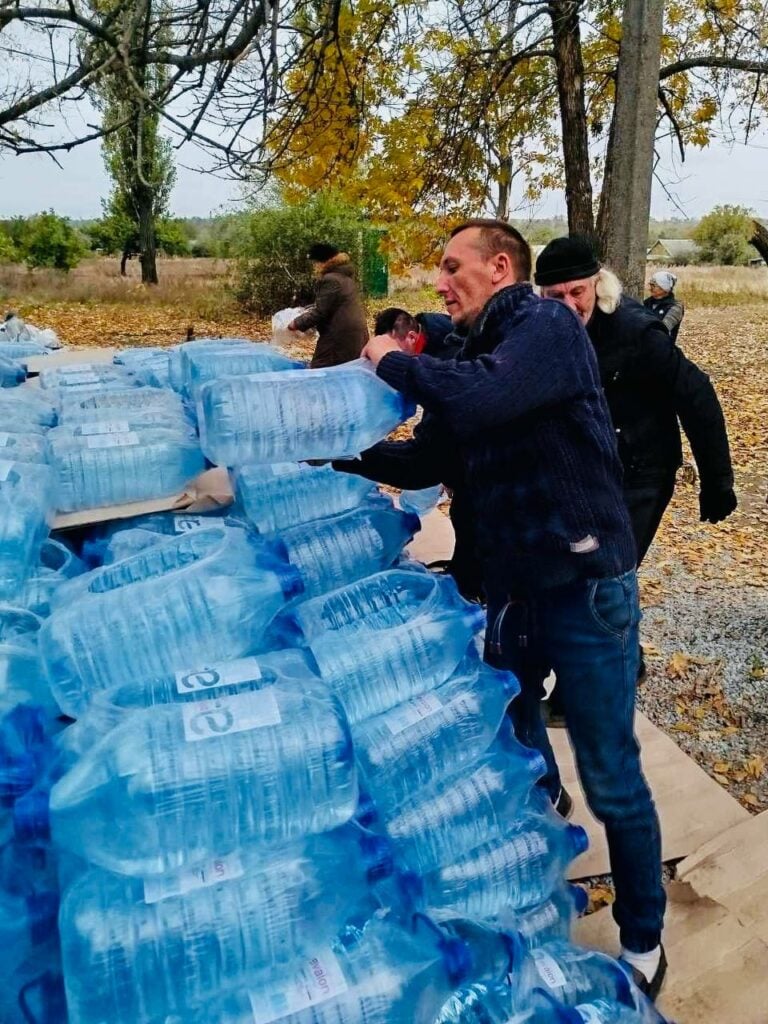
[293,254,368,368]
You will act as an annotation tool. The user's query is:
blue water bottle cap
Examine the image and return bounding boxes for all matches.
[6,703,48,747]
[360,832,395,883]
[13,787,51,844]
[397,870,424,911]
[568,824,590,857]
[278,565,305,601]
[354,791,378,828]
[568,883,589,916]
[527,749,549,784]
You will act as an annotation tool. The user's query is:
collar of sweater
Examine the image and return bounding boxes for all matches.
[463,282,535,356]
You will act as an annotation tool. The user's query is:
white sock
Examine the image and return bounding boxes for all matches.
[620,945,661,983]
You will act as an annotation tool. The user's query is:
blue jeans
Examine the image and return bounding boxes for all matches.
[486,570,665,953]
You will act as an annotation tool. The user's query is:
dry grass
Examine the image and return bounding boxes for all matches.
[647,263,768,307]
[0,258,765,350]
[0,257,238,320]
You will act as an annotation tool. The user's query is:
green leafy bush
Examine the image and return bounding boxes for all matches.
[17,211,87,271]
[234,194,368,313]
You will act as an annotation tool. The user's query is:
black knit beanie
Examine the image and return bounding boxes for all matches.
[307,242,340,262]
[534,235,600,286]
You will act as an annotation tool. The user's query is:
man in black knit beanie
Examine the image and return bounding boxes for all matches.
[362,219,667,1001]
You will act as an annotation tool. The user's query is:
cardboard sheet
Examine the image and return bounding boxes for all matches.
[575,812,768,1022]
[555,713,750,878]
[25,347,118,375]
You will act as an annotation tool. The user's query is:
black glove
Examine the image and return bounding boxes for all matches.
[699,487,737,523]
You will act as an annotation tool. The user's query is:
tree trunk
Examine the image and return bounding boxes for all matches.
[120,250,130,276]
[595,101,618,260]
[549,0,595,238]
[496,154,514,221]
[600,0,665,297]
[137,188,159,285]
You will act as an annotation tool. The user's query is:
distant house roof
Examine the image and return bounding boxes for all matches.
[647,238,699,261]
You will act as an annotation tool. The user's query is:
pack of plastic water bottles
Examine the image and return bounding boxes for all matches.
[0,342,670,1024]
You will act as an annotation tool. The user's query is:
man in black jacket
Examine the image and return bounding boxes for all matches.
[535,236,736,570]
[362,220,667,999]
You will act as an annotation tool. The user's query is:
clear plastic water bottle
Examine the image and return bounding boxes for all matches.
[51,413,196,442]
[80,509,229,567]
[404,811,588,919]
[0,354,26,388]
[0,462,55,599]
[114,347,172,387]
[16,681,357,875]
[38,363,137,391]
[308,605,486,724]
[0,430,48,464]
[57,386,185,425]
[233,461,378,534]
[40,526,303,717]
[61,649,320,756]
[59,825,392,1022]
[145,913,472,1024]
[0,340,49,359]
[380,733,547,875]
[199,360,416,466]
[184,341,303,401]
[0,390,57,431]
[169,337,251,393]
[399,484,444,518]
[354,659,519,812]
[565,998,668,1023]
[270,568,464,647]
[47,426,206,511]
[502,936,653,1018]
[492,882,589,947]
[278,503,420,599]
[19,539,87,617]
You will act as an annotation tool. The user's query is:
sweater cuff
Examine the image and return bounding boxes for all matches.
[376,351,415,393]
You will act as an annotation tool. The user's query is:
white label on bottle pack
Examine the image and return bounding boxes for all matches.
[62,372,100,385]
[0,433,9,446]
[384,691,444,736]
[172,516,206,535]
[181,688,280,742]
[247,947,348,1024]
[79,420,132,436]
[530,949,567,989]
[58,364,95,375]
[85,432,140,449]
[269,463,302,477]
[0,460,13,481]
[143,852,244,904]
[175,657,262,695]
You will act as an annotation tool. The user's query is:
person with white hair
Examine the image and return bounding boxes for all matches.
[644,270,685,342]
[535,235,736,682]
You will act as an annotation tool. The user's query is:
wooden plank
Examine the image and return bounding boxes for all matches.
[557,713,749,879]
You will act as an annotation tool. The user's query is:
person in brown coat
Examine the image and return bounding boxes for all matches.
[288,242,369,367]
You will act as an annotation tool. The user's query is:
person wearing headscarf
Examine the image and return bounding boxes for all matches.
[288,242,368,367]
[644,270,685,342]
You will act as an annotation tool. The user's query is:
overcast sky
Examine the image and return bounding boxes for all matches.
[2,127,767,223]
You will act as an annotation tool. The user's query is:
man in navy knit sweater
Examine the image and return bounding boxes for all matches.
[362,219,667,1000]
